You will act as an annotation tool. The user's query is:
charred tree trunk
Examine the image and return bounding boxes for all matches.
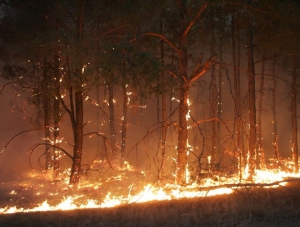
[272,57,279,161]
[96,16,101,154]
[237,20,245,176]
[210,6,217,171]
[69,0,85,185]
[257,55,266,170]
[159,17,167,180]
[291,56,298,173]
[121,83,128,167]
[53,54,61,177]
[232,13,243,176]
[177,80,189,185]
[120,52,129,167]
[247,6,256,179]
[70,84,84,185]
[176,19,190,185]
[108,84,116,158]
[160,78,167,179]
[217,8,223,165]
[43,57,52,171]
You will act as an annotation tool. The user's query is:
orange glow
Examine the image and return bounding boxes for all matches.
[0,155,300,215]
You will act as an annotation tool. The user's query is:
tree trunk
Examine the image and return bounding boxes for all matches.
[121,83,127,167]
[247,6,256,179]
[160,89,167,178]
[291,56,298,173]
[96,16,101,155]
[175,3,210,185]
[217,7,223,166]
[272,57,279,161]
[257,55,266,170]
[210,6,217,171]
[159,17,167,180]
[53,54,61,177]
[144,3,210,185]
[108,84,116,158]
[175,20,190,185]
[69,86,84,185]
[43,56,52,171]
[69,0,85,185]
[177,81,189,185]
[232,13,243,177]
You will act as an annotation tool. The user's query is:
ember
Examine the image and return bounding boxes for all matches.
[1,165,299,214]
[0,2,300,227]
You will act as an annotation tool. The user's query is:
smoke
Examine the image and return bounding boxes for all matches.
[0,88,41,182]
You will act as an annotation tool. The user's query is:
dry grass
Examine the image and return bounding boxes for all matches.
[1,182,300,227]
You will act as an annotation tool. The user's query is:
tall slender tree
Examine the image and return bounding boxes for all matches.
[64,0,86,185]
[246,0,257,179]
[42,57,52,170]
[271,57,279,162]
[144,1,215,184]
[291,56,298,173]
[53,53,61,177]
[209,5,218,170]
[257,55,266,170]
[159,15,167,180]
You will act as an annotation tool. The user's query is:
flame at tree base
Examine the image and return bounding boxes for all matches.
[1,166,300,215]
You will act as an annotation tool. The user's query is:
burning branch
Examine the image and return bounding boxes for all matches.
[83,95,109,119]
[29,142,72,160]
[28,143,72,170]
[83,132,109,140]
[58,90,75,130]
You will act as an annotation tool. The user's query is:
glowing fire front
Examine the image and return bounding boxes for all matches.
[1,167,299,215]
[0,184,233,214]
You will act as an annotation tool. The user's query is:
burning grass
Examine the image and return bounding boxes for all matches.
[1,182,300,227]
[1,158,300,226]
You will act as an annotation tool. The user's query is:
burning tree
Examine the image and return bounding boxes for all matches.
[0,0,66,175]
[3,2,300,222]
[1,0,300,190]
[143,2,215,185]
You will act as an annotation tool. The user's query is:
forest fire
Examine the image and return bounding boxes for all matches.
[1,1,300,226]
[1,160,299,215]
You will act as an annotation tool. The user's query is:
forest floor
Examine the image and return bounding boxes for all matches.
[0,181,300,227]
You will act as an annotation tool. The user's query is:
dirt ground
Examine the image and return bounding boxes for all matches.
[1,182,300,227]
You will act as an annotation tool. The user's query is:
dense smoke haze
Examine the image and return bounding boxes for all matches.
[0,87,40,181]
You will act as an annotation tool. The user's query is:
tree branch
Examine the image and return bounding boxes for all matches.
[84,131,109,140]
[189,55,217,84]
[28,143,73,170]
[141,33,179,54]
[29,143,73,160]
[182,3,208,38]
[167,70,178,79]
[1,129,42,154]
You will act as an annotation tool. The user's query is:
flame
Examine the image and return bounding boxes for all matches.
[1,159,300,215]
[0,183,235,214]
